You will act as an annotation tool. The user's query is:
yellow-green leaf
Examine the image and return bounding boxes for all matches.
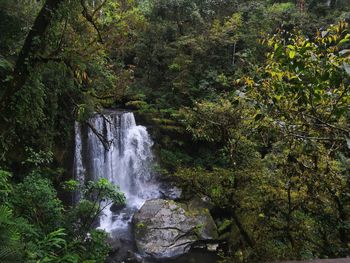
[289,50,296,59]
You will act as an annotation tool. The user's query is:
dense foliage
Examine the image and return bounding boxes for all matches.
[0,168,125,262]
[1,0,350,262]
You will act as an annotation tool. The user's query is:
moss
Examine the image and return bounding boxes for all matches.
[125,100,149,110]
[194,224,204,236]
[134,221,149,240]
[136,223,145,229]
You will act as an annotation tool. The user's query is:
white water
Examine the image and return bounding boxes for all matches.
[73,122,85,201]
[74,111,160,234]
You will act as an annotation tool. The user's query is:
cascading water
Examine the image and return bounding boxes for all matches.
[74,111,160,237]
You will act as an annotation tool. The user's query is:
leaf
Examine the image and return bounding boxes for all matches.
[321,31,328,38]
[289,50,296,59]
[339,49,350,56]
[339,39,350,45]
[346,138,350,150]
[0,57,12,70]
[343,62,350,75]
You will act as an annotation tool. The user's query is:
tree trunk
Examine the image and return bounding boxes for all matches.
[232,209,255,248]
[296,0,306,12]
[0,0,64,110]
[334,196,349,249]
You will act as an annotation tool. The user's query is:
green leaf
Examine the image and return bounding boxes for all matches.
[0,57,12,71]
[289,50,296,59]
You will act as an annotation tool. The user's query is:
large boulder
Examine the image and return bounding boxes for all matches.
[133,199,218,259]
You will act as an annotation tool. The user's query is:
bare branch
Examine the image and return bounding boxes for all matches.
[80,0,104,43]
[86,121,113,150]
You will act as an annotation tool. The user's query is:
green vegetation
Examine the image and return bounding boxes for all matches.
[0,169,125,262]
[1,0,350,262]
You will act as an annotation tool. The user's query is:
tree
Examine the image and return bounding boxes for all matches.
[0,0,144,165]
[0,0,64,110]
[245,20,350,258]
[175,21,350,261]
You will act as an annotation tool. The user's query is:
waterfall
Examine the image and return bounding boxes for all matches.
[73,122,85,202]
[73,111,160,235]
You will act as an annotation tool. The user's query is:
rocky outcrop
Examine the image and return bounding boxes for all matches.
[133,199,218,259]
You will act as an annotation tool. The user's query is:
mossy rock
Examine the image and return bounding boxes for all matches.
[133,199,218,259]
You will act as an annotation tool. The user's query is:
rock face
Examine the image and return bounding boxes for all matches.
[133,199,218,259]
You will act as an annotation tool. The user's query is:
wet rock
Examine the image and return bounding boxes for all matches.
[159,186,182,200]
[106,237,138,263]
[133,199,218,259]
[125,250,143,263]
[110,202,126,213]
[207,243,219,252]
[188,196,214,211]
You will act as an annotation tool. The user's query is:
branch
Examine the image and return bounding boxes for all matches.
[80,0,104,43]
[149,226,191,234]
[86,121,113,151]
[327,84,349,122]
[232,209,255,248]
[303,113,349,134]
[97,112,113,125]
[92,0,108,17]
[286,132,343,142]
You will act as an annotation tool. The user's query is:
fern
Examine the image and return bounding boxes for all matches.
[0,205,22,262]
[0,246,18,262]
[40,228,67,251]
[0,170,12,203]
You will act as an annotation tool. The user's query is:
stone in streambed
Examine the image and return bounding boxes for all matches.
[133,199,218,259]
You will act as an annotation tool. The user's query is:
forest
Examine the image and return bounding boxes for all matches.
[0,0,350,262]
